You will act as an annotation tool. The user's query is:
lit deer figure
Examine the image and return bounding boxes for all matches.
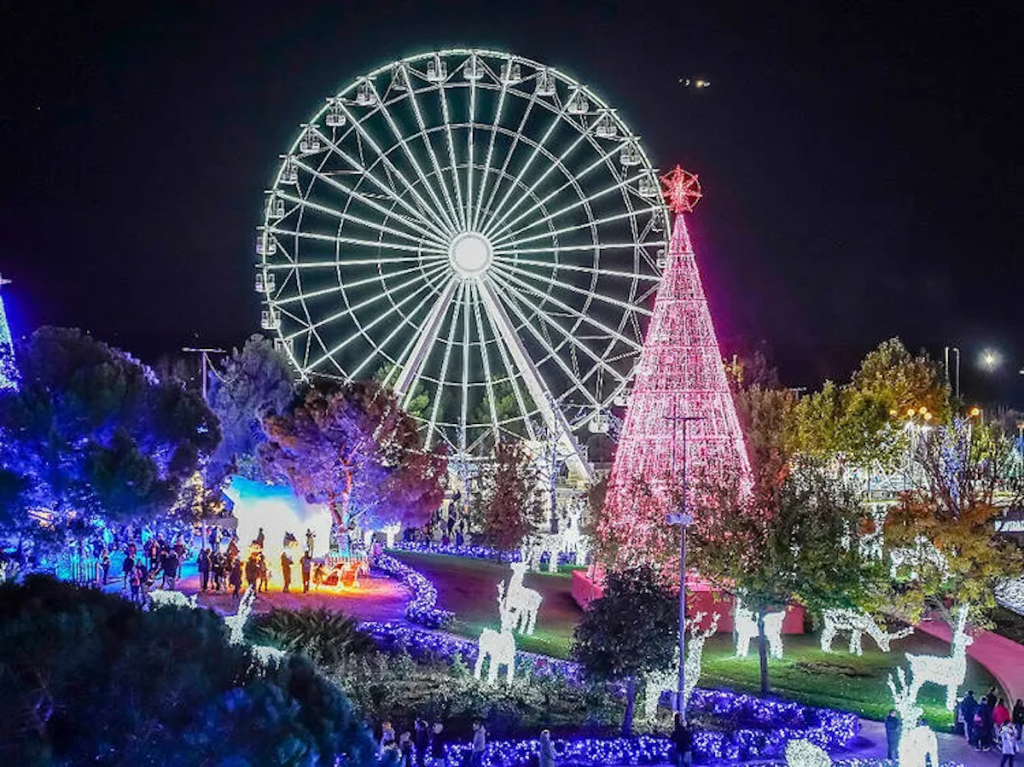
[505,561,543,635]
[734,600,785,659]
[888,667,939,767]
[905,605,973,709]
[643,611,720,720]
[474,582,517,685]
[820,609,914,656]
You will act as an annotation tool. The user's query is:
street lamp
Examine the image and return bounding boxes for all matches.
[665,404,702,721]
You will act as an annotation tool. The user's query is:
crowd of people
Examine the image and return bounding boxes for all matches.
[956,689,1024,763]
[114,536,189,605]
[375,720,558,767]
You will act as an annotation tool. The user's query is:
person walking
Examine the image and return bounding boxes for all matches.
[128,563,141,605]
[1000,721,1018,767]
[470,722,486,767]
[162,549,179,590]
[1013,698,1024,740]
[211,552,224,591]
[280,549,293,593]
[229,557,242,598]
[379,721,396,760]
[301,552,312,594]
[429,722,446,767]
[198,548,211,592]
[538,729,556,767]
[884,709,902,759]
[977,698,995,751]
[257,552,269,593]
[670,713,692,767]
[413,719,429,767]
[122,550,135,589]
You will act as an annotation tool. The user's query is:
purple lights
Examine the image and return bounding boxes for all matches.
[373,553,453,628]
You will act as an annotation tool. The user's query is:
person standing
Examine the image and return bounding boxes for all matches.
[429,722,446,767]
[301,552,312,593]
[961,691,978,746]
[1013,698,1024,740]
[539,729,556,767]
[884,709,901,760]
[229,557,242,598]
[305,528,315,556]
[670,713,692,767]
[99,549,110,586]
[257,552,269,593]
[162,549,179,590]
[1000,721,1018,767]
[379,721,396,760]
[977,698,995,751]
[280,549,293,593]
[198,549,211,592]
[122,550,135,590]
[129,563,141,605]
[398,732,414,767]
[413,719,429,767]
[255,527,265,549]
[211,552,224,591]
[245,554,260,592]
[470,722,486,767]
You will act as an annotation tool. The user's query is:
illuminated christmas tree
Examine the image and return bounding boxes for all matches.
[598,168,748,567]
[0,276,17,391]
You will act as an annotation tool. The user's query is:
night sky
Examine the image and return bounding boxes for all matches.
[2,2,1022,405]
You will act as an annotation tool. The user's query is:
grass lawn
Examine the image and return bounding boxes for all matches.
[391,551,999,728]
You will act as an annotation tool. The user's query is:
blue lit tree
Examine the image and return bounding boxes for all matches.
[0,276,19,391]
[0,328,220,546]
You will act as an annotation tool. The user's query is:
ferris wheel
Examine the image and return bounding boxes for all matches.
[255,49,669,474]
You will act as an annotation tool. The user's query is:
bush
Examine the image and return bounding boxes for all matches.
[250,606,378,667]
[0,575,375,765]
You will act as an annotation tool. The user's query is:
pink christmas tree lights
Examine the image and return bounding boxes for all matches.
[598,167,749,568]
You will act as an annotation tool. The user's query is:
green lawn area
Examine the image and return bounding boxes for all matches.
[391,551,998,730]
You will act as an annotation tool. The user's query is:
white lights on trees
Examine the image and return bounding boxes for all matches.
[382,522,401,549]
[734,600,785,659]
[474,582,517,685]
[504,561,542,635]
[522,531,566,573]
[784,740,831,767]
[225,586,258,646]
[904,605,972,709]
[888,668,940,767]
[819,609,913,655]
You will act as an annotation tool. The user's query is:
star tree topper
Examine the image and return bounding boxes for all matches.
[660,165,702,213]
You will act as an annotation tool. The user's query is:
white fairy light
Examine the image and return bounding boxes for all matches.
[504,561,543,635]
[643,611,720,720]
[225,586,259,646]
[474,581,517,685]
[819,608,913,655]
[904,605,972,709]
[784,739,831,767]
[148,589,199,610]
[888,667,940,767]
[996,576,1024,616]
[381,522,401,549]
[734,600,785,659]
[522,531,566,573]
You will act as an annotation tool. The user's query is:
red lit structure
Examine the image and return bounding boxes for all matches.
[597,167,750,570]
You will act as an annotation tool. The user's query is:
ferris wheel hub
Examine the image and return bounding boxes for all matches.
[448,231,493,279]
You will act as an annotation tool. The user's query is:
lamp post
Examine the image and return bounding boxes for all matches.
[665,402,702,720]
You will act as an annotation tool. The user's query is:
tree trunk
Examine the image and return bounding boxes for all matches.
[622,675,637,736]
[757,606,770,695]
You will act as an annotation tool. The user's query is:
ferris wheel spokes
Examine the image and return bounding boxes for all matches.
[436,78,467,232]
[468,281,502,447]
[422,281,467,449]
[470,74,511,232]
[490,256,661,283]
[392,278,459,403]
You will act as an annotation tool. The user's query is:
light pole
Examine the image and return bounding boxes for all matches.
[944,347,960,400]
[665,403,702,720]
[181,346,226,401]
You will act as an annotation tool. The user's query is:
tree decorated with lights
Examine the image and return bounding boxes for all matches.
[598,167,750,570]
[0,276,18,390]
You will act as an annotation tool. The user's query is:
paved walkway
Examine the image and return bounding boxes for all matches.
[916,618,1024,704]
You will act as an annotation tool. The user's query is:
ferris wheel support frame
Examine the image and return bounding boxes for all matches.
[393,278,458,405]
[477,277,594,482]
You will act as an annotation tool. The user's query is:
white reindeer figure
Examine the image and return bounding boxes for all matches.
[505,561,543,635]
[734,600,785,659]
[888,667,940,767]
[785,739,831,767]
[561,505,584,552]
[820,609,914,656]
[906,605,972,710]
[522,532,565,573]
[148,589,198,610]
[381,522,401,549]
[643,611,721,720]
[474,582,517,685]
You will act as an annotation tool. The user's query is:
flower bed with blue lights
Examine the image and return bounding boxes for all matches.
[391,540,582,567]
[373,553,453,628]
[360,622,861,763]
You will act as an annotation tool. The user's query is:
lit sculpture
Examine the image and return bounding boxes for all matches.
[598,168,750,570]
[734,600,785,659]
[996,575,1024,616]
[561,504,589,562]
[522,531,565,573]
[888,667,939,767]
[382,522,401,549]
[505,561,543,635]
[148,589,198,610]
[784,740,831,767]
[905,605,972,709]
[474,581,517,685]
[643,611,720,720]
[819,609,913,655]
[225,586,258,645]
